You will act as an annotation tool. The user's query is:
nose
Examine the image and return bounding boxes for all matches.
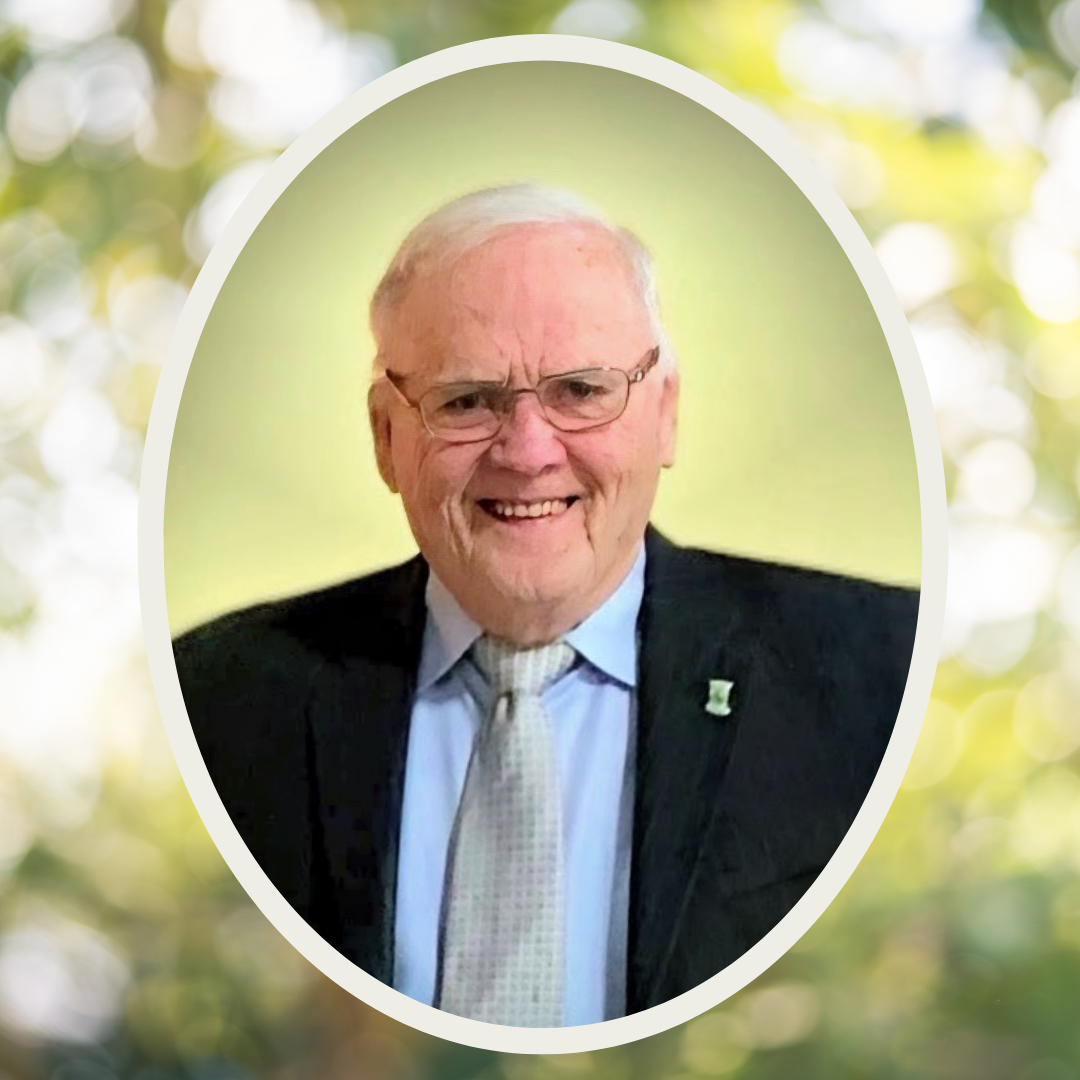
[485,392,568,473]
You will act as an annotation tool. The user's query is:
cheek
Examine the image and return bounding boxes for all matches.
[579,433,650,500]
[400,443,481,513]
[574,433,663,545]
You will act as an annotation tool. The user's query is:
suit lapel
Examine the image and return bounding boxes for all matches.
[627,528,753,1013]
[304,556,429,984]
[301,535,754,1003]
[293,532,902,1011]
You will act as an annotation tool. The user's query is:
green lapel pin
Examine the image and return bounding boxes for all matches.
[705,679,734,717]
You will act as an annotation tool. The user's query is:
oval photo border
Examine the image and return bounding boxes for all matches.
[139,34,947,1054]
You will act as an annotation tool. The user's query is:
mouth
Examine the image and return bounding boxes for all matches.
[477,496,580,521]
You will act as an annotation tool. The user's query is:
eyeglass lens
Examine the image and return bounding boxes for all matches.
[422,369,631,437]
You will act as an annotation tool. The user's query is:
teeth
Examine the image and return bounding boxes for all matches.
[490,499,569,519]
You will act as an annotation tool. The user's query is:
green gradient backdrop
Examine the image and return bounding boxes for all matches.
[165,61,920,635]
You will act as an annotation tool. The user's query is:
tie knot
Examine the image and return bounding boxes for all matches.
[471,636,576,697]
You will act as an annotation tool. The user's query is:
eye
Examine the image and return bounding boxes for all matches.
[441,390,488,413]
[428,384,503,423]
[550,375,618,406]
[562,379,606,400]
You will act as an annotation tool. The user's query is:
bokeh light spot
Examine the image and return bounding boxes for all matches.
[1014,672,1080,763]
[876,223,959,312]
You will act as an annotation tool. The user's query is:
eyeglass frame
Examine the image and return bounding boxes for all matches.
[379,345,662,444]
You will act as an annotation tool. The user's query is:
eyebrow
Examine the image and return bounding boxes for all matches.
[398,357,507,386]
[427,361,633,385]
[431,374,510,388]
[387,350,654,390]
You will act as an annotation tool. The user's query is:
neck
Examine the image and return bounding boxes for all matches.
[442,545,644,647]
[473,605,585,647]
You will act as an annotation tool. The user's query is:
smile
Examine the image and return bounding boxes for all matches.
[478,497,579,520]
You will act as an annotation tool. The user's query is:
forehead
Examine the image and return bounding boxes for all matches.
[387,223,649,373]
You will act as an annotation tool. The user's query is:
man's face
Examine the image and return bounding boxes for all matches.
[369,223,679,643]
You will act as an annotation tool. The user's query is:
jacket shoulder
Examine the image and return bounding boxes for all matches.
[172,556,428,748]
[173,556,428,675]
[646,531,920,643]
[643,531,920,730]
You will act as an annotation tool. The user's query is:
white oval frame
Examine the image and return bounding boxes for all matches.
[140,34,947,1054]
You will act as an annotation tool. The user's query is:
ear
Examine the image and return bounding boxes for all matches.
[658,367,679,468]
[368,382,399,493]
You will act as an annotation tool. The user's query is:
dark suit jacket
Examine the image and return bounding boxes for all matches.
[174,527,919,1014]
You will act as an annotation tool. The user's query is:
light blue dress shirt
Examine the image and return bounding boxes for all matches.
[393,547,644,1026]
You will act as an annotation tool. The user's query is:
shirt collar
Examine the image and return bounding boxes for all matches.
[564,545,644,688]
[417,543,646,692]
[417,571,483,691]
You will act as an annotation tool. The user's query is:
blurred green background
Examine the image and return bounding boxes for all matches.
[3,0,1080,1078]
[163,59,920,635]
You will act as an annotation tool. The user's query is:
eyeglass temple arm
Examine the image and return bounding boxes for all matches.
[381,368,422,409]
[630,346,662,383]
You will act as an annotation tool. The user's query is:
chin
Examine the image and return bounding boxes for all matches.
[489,560,581,606]
[473,551,586,618]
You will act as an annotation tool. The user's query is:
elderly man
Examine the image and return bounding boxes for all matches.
[175,185,919,1028]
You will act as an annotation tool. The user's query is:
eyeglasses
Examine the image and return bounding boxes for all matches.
[381,346,661,444]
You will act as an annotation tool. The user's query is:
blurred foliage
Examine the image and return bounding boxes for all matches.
[2,0,1080,1078]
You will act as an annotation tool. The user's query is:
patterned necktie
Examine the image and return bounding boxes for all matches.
[437,635,576,1027]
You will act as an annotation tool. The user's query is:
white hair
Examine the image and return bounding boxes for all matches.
[370,183,675,372]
